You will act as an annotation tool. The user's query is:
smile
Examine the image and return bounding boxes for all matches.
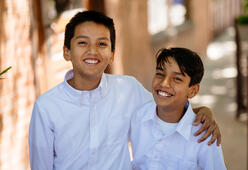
[157,90,173,97]
[83,59,99,64]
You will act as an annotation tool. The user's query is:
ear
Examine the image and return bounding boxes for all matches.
[187,84,200,99]
[63,46,71,61]
[109,50,115,65]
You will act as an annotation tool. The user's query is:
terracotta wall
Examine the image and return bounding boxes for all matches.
[152,0,212,56]
[105,0,156,90]
[0,0,35,169]
[104,0,214,89]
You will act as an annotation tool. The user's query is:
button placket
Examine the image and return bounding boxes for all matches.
[89,104,98,166]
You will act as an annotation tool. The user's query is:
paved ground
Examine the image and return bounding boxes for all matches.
[191,27,247,170]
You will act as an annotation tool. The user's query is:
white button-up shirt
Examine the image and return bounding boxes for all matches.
[131,101,226,170]
[29,70,152,170]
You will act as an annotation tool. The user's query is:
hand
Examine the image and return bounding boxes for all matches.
[193,106,221,146]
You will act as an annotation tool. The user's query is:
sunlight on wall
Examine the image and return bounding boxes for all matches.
[148,0,168,34]
[211,67,237,79]
[210,85,227,95]
[191,94,237,114]
[169,4,186,26]
[207,41,236,60]
[147,0,186,34]
[191,95,217,107]
[226,102,237,113]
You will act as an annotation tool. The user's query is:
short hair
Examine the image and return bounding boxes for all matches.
[155,48,204,86]
[64,10,116,51]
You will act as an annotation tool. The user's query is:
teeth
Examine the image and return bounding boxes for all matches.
[158,90,172,97]
[84,59,98,64]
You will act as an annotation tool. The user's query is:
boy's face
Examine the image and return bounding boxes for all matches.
[152,57,199,110]
[64,21,114,80]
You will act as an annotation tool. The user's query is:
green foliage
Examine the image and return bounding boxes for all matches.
[237,15,248,24]
[244,0,248,14]
[237,0,248,24]
[0,66,12,77]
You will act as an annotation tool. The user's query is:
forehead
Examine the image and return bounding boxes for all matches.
[157,57,179,70]
[74,21,110,37]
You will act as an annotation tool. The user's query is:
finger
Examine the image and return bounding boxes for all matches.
[198,124,215,143]
[217,134,222,146]
[194,122,209,136]
[214,125,222,146]
[207,134,217,145]
[194,117,211,136]
[194,114,205,126]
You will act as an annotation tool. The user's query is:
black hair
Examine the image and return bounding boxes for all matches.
[64,10,116,51]
[155,48,204,86]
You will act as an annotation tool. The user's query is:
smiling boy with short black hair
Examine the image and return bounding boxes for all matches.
[131,48,226,170]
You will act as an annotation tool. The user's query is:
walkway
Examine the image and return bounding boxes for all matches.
[191,27,247,170]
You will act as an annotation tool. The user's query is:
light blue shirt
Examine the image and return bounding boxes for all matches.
[131,101,226,170]
[29,70,152,170]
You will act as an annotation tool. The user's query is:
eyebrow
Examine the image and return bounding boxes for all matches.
[156,66,185,76]
[75,35,110,41]
[156,66,164,71]
[174,72,185,76]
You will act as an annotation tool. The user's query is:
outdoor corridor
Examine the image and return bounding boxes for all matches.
[191,27,247,170]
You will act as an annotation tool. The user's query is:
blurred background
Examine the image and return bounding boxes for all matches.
[0,0,247,169]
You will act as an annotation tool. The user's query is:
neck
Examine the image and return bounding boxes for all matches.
[67,73,102,91]
[157,104,186,123]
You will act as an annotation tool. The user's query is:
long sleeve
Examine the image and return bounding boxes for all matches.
[29,102,54,170]
[198,142,226,170]
[133,77,153,106]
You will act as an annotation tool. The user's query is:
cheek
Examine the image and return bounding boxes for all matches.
[71,47,82,57]
[102,50,113,59]
[152,78,158,89]
[175,86,189,96]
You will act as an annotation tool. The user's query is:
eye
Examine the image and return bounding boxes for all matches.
[97,42,108,47]
[78,41,87,45]
[174,77,182,82]
[155,72,164,77]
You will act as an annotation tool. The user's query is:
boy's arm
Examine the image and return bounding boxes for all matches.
[198,140,226,170]
[193,106,221,146]
[29,102,54,170]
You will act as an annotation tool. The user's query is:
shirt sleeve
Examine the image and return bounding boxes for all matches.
[133,77,153,107]
[129,108,138,155]
[198,141,227,170]
[28,102,54,170]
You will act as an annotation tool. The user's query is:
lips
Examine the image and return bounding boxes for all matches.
[157,90,173,97]
[83,58,100,64]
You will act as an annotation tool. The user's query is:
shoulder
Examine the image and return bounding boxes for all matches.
[105,73,140,86]
[106,74,152,104]
[190,124,215,146]
[35,82,64,106]
[191,125,225,168]
[132,101,156,123]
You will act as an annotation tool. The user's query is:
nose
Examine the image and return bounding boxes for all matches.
[160,77,171,87]
[88,44,97,55]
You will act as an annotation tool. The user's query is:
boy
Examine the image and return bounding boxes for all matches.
[29,11,221,170]
[131,48,226,170]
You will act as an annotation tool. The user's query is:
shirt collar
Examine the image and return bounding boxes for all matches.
[62,69,109,103]
[144,101,195,141]
[175,102,196,141]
